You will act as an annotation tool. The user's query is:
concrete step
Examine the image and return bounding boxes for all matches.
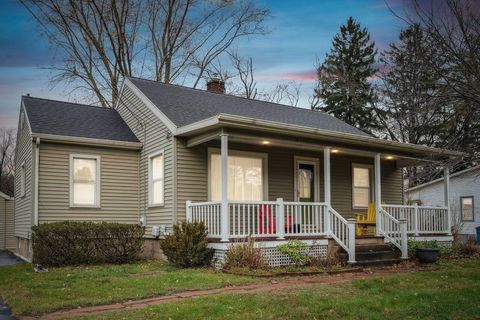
[355,258,403,267]
[355,250,400,261]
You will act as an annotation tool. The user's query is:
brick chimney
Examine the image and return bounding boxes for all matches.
[206,73,225,94]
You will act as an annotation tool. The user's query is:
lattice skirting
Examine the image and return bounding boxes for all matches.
[212,244,328,269]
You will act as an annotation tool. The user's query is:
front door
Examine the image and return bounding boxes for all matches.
[295,158,318,202]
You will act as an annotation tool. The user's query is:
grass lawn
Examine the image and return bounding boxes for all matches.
[0,261,261,317]
[70,258,480,320]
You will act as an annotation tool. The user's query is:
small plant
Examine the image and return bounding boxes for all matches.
[307,252,344,268]
[224,237,268,270]
[277,240,310,266]
[453,237,480,256]
[407,239,455,259]
[160,221,214,268]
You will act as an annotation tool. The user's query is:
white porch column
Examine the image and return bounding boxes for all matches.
[220,133,229,242]
[324,147,331,235]
[374,153,382,236]
[444,167,451,235]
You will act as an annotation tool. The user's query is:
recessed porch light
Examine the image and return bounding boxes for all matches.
[331,149,339,153]
[386,156,394,160]
[262,140,270,145]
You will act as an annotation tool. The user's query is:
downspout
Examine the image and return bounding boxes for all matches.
[34,137,40,226]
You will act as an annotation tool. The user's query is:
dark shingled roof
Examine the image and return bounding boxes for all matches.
[128,77,370,137]
[22,96,140,143]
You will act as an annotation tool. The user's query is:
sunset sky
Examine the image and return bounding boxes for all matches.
[0,0,411,129]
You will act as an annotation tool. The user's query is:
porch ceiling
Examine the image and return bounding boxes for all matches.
[181,127,457,167]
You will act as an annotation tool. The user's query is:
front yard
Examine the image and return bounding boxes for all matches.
[71,258,480,320]
[0,261,260,317]
[0,257,478,319]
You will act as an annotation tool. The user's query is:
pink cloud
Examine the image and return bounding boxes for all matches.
[257,69,317,82]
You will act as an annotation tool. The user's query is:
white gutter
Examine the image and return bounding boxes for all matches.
[175,114,462,158]
[31,133,143,150]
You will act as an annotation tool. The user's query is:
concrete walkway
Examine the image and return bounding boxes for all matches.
[0,251,23,267]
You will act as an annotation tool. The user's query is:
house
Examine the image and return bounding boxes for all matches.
[13,76,461,264]
[0,191,14,251]
[406,166,480,242]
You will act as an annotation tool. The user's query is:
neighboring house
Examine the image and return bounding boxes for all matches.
[13,76,461,264]
[0,191,15,251]
[406,166,480,242]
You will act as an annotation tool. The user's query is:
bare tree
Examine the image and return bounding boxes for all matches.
[20,0,144,107]
[0,129,16,196]
[20,0,269,107]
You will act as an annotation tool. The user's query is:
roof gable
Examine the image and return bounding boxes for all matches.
[127,77,370,137]
[22,96,140,143]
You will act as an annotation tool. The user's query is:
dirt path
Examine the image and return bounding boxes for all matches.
[24,267,420,320]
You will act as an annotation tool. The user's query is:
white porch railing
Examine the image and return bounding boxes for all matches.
[382,204,450,235]
[186,199,356,263]
[378,208,408,258]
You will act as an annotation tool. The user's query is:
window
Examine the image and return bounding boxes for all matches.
[149,151,164,206]
[352,164,372,208]
[209,150,267,201]
[70,155,100,207]
[20,162,25,197]
[460,196,474,221]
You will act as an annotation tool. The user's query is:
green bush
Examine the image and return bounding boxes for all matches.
[224,238,269,270]
[407,239,454,259]
[32,221,145,267]
[277,240,310,266]
[160,221,214,268]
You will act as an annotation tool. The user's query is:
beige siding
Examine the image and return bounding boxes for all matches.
[14,106,34,239]
[38,142,140,224]
[116,86,174,235]
[0,197,15,250]
[176,141,403,220]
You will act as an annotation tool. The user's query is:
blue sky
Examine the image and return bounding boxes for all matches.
[0,0,409,129]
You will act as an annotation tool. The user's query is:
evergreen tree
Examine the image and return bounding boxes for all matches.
[312,17,378,134]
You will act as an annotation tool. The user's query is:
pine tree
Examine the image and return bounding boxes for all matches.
[312,17,378,134]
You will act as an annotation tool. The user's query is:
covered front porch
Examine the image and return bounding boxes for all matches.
[179,125,455,263]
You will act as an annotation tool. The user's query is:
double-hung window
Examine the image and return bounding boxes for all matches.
[209,150,267,201]
[70,155,100,207]
[460,196,474,221]
[149,151,164,206]
[352,164,372,209]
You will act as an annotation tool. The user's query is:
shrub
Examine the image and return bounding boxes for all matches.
[160,221,214,268]
[307,252,344,268]
[407,239,455,259]
[454,238,480,256]
[277,240,310,266]
[32,221,145,267]
[223,238,268,270]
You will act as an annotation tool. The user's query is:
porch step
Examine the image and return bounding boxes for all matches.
[354,244,401,266]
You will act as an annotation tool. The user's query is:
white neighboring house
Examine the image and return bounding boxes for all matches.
[406,166,480,241]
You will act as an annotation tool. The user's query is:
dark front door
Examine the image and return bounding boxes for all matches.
[297,163,315,202]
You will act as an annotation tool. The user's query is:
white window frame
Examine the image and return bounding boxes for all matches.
[208,148,268,201]
[294,156,320,202]
[460,196,474,222]
[148,150,165,207]
[20,161,26,198]
[352,163,374,209]
[69,154,101,208]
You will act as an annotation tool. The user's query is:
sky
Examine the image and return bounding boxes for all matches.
[0,0,410,129]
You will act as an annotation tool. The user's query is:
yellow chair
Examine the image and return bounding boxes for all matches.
[355,203,376,236]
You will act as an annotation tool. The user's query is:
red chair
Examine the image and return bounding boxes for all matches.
[258,204,276,234]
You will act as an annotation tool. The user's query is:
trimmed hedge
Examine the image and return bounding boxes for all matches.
[32,221,145,266]
[160,221,214,268]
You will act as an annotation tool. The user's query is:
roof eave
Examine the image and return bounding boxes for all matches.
[175,113,462,158]
[31,133,143,150]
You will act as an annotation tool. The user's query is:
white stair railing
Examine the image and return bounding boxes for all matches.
[378,208,408,259]
[382,204,449,235]
[327,206,356,263]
